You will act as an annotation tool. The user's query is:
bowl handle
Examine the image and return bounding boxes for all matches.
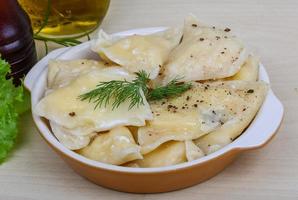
[24,47,70,92]
[234,89,284,150]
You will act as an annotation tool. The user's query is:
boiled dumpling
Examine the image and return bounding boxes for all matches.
[162,15,248,83]
[47,59,107,89]
[225,55,259,81]
[50,121,96,150]
[78,127,142,165]
[138,80,267,154]
[125,141,186,168]
[35,67,153,144]
[195,81,268,155]
[185,140,204,161]
[138,107,206,155]
[91,28,182,79]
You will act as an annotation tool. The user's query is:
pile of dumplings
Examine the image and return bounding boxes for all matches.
[35,15,268,168]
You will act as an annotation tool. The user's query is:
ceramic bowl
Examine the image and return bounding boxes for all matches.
[24,27,284,193]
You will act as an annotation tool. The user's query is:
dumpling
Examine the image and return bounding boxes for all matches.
[138,80,268,154]
[35,67,153,143]
[50,121,96,150]
[47,59,107,89]
[195,82,268,155]
[185,140,204,161]
[225,55,259,81]
[125,141,186,168]
[78,127,142,165]
[91,28,182,79]
[138,108,206,155]
[162,15,248,83]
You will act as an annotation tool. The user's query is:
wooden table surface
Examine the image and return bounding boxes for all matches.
[1,0,297,199]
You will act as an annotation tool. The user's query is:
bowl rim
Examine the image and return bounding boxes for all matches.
[26,27,284,173]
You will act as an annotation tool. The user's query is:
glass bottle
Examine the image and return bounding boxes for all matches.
[18,0,110,37]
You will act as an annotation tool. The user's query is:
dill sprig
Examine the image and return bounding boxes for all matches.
[148,78,192,101]
[79,71,192,110]
[34,34,82,45]
[79,71,150,110]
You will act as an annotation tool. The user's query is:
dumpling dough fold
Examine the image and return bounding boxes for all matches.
[78,127,142,165]
[185,140,204,161]
[225,55,259,81]
[91,28,182,79]
[124,141,186,168]
[47,59,107,90]
[162,15,248,83]
[50,121,96,150]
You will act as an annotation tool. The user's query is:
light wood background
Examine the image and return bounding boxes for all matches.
[1,0,298,199]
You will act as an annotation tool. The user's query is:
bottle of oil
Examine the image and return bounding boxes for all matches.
[18,0,110,37]
[0,0,37,85]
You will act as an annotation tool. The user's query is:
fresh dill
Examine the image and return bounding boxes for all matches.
[148,78,192,101]
[79,71,150,110]
[79,71,192,110]
[34,34,82,47]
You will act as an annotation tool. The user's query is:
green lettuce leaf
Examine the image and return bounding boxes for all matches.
[0,59,27,163]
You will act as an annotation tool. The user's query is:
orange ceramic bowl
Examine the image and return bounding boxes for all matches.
[24,27,284,193]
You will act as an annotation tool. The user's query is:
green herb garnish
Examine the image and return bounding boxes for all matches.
[148,78,192,101]
[79,71,150,110]
[0,59,27,163]
[79,71,192,110]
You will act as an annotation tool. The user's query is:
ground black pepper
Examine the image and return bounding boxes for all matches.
[69,112,76,117]
[247,89,254,93]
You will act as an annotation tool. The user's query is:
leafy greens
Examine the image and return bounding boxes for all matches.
[0,59,27,163]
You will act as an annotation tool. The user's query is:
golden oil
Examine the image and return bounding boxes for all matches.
[18,0,110,37]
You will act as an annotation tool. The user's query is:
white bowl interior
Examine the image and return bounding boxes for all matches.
[27,27,284,173]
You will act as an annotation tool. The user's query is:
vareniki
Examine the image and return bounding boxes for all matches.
[35,15,268,168]
[91,28,182,79]
[162,15,248,84]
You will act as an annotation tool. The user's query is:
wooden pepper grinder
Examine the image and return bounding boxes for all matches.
[0,0,37,85]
